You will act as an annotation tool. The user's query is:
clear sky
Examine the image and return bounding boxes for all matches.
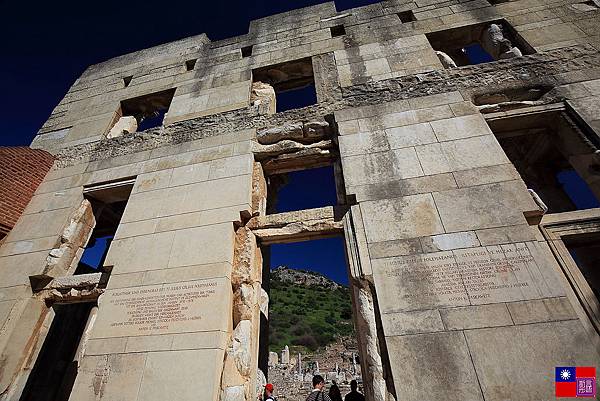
[0,0,378,147]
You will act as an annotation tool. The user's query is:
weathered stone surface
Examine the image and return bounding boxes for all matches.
[361,194,444,243]
[106,116,138,139]
[387,332,484,401]
[465,321,599,401]
[250,81,276,115]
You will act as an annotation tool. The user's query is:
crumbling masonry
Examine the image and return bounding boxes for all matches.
[1,1,600,400]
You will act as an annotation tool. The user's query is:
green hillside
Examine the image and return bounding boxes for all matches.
[268,270,354,352]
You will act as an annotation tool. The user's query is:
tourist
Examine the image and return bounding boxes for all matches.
[305,375,332,401]
[264,383,277,401]
[344,380,365,401]
[328,381,343,401]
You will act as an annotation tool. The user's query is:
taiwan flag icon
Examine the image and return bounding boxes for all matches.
[555,367,596,397]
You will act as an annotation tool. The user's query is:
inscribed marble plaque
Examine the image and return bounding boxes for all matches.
[372,242,543,312]
[92,277,231,338]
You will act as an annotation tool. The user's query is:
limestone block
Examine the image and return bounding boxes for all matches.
[439,304,513,330]
[465,321,600,401]
[209,155,254,181]
[338,131,390,157]
[169,162,211,187]
[0,251,53,288]
[257,123,303,144]
[168,223,235,268]
[475,224,537,246]
[385,122,437,149]
[432,181,536,232]
[342,148,423,187]
[104,231,175,273]
[221,385,246,401]
[387,331,483,401]
[132,170,173,194]
[137,349,224,401]
[347,173,457,202]
[232,227,260,289]
[416,135,510,176]
[429,114,493,142]
[5,207,75,243]
[22,187,83,216]
[106,116,138,139]
[507,297,577,325]
[420,231,480,253]
[368,238,422,259]
[69,353,146,401]
[360,194,444,243]
[269,351,279,366]
[452,164,521,188]
[233,283,258,325]
[251,81,276,115]
[381,309,444,336]
[231,320,252,376]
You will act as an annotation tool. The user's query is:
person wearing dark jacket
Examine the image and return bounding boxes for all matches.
[305,375,332,401]
[344,380,365,401]
[328,381,343,401]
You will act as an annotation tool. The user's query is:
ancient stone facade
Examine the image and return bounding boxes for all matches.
[1,1,600,401]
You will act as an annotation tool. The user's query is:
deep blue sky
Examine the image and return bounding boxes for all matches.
[0,0,378,147]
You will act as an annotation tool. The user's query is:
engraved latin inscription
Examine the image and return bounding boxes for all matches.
[93,279,228,338]
[377,243,539,310]
[109,282,217,331]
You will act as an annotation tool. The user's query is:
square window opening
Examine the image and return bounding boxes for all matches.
[397,10,416,23]
[266,166,338,214]
[487,111,600,213]
[242,45,253,58]
[259,236,362,385]
[330,25,346,37]
[114,88,176,133]
[122,75,133,88]
[253,58,317,113]
[426,20,534,68]
[185,59,197,71]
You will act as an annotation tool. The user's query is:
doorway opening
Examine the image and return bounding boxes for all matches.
[19,302,96,401]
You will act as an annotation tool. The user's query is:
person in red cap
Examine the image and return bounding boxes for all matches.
[263,383,277,401]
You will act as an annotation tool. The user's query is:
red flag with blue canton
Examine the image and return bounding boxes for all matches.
[555,367,596,397]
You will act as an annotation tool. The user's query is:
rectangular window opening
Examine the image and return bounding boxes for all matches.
[241,45,253,58]
[111,88,176,133]
[267,166,338,214]
[19,302,96,401]
[426,20,534,68]
[487,111,600,213]
[122,75,133,88]
[397,10,416,23]
[330,24,346,37]
[253,58,317,113]
[185,59,197,71]
[259,236,363,393]
[564,233,600,302]
[77,180,134,274]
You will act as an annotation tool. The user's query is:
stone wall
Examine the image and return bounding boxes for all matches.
[1,0,600,400]
[0,147,54,238]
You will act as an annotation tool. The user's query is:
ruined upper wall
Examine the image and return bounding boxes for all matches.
[31,0,600,154]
